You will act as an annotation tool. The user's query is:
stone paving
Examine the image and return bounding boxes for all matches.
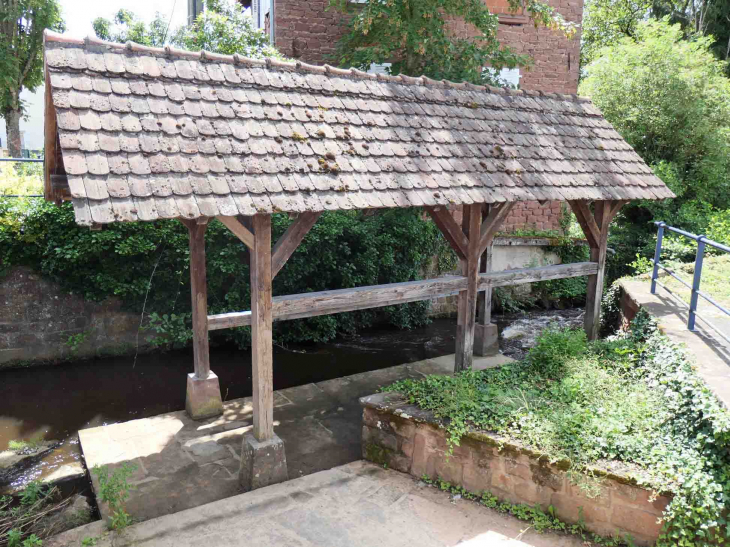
[49,461,583,547]
[79,353,514,522]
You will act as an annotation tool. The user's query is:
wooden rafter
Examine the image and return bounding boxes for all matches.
[425,207,468,260]
[478,202,515,256]
[217,215,255,250]
[568,200,600,248]
[271,212,322,279]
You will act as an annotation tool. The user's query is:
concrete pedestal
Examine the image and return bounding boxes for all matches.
[185,372,223,420]
[474,323,499,356]
[239,433,288,492]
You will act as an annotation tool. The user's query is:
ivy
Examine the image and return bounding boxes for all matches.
[386,290,730,545]
[0,198,455,349]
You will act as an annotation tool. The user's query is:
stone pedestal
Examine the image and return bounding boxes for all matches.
[239,433,288,492]
[185,372,223,420]
[474,323,499,356]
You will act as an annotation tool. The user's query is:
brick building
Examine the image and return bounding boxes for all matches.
[241,0,583,232]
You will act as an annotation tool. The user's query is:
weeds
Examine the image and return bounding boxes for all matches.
[93,464,136,531]
[1,482,72,547]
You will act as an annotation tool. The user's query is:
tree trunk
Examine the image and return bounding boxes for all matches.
[6,107,22,158]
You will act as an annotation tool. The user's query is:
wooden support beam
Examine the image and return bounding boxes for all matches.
[478,202,515,256]
[608,200,629,222]
[584,201,613,340]
[476,204,491,327]
[271,212,322,279]
[207,262,600,330]
[568,201,600,248]
[250,214,274,442]
[181,218,211,379]
[426,207,468,260]
[454,204,482,372]
[217,215,255,250]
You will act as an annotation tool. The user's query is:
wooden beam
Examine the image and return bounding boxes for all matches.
[207,262,600,330]
[250,214,274,442]
[426,207,468,260]
[454,203,482,372]
[43,63,58,202]
[476,204,491,327]
[181,218,210,379]
[478,202,515,256]
[584,200,613,340]
[568,200,600,248]
[608,200,629,222]
[271,212,322,279]
[217,215,255,250]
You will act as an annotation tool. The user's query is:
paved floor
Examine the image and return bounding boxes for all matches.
[48,461,583,547]
[79,353,514,522]
[622,278,730,407]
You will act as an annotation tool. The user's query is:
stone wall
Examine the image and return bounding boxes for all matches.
[361,392,669,546]
[0,267,152,366]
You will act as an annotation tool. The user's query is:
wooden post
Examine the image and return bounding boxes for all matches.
[182,218,222,420]
[250,214,274,442]
[475,204,498,356]
[455,204,482,372]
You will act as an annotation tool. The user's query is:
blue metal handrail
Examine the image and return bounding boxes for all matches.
[0,157,45,198]
[650,221,730,343]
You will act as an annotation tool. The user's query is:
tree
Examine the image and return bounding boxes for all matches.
[0,0,63,157]
[328,0,577,86]
[580,19,730,274]
[581,0,651,66]
[172,0,283,59]
[92,9,170,47]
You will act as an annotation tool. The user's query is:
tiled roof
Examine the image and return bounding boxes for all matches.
[44,31,674,226]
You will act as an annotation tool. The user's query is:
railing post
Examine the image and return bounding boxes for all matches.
[688,236,706,331]
[650,222,665,295]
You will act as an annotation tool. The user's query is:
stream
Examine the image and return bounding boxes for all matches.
[0,308,583,493]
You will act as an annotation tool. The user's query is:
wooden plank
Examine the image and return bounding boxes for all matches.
[271,212,322,279]
[568,200,600,248]
[218,215,255,250]
[426,207,468,260]
[584,201,612,340]
[454,203,482,372]
[207,262,599,330]
[478,202,515,256]
[250,214,274,442]
[182,218,211,379]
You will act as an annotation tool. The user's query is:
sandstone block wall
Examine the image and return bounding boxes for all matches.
[0,267,152,366]
[361,394,669,546]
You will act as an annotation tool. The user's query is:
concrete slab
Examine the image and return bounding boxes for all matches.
[427,353,516,372]
[78,354,514,523]
[47,462,584,547]
[622,279,730,408]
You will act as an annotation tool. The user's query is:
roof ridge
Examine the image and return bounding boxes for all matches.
[43,29,591,104]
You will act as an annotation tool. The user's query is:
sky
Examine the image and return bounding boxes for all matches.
[59,0,188,41]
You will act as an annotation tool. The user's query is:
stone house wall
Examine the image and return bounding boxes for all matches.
[0,267,152,366]
[361,392,670,546]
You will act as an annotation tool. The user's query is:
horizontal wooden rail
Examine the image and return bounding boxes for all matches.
[207,262,599,330]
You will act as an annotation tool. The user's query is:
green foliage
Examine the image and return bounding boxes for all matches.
[420,476,631,545]
[1,482,62,547]
[580,19,730,280]
[92,9,170,47]
[147,313,192,350]
[172,0,283,59]
[386,303,730,545]
[80,538,98,547]
[328,0,577,86]
[0,0,64,155]
[0,164,43,196]
[64,331,90,353]
[707,209,730,247]
[93,464,136,531]
[0,198,450,349]
[534,237,590,303]
[581,0,651,67]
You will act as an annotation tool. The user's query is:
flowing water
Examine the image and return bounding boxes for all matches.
[0,309,583,492]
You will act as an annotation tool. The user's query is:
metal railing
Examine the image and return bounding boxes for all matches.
[650,221,730,343]
[0,157,44,198]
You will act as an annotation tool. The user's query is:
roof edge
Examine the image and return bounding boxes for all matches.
[43,29,592,105]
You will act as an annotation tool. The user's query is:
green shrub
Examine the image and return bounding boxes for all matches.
[0,199,454,349]
[93,464,136,531]
[386,302,730,546]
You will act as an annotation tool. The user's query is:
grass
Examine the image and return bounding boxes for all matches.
[659,254,730,313]
[6,437,45,454]
[385,310,730,546]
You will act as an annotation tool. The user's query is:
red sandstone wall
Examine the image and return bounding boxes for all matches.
[273,0,582,232]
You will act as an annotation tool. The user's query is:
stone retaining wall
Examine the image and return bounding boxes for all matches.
[361,392,669,546]
[0,266,153,367]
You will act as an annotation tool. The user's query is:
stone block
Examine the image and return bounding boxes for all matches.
[462,461,492,493]
[550,492,610,525]
[611,505,664,538]
[362,425,398,452]
[238,433,288,492]
[474,323,499,356]
[185,372,223,420]
[388,417,416,440]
